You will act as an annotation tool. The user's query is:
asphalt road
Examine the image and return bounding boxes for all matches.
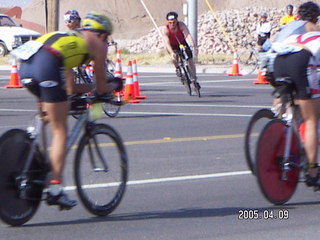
[0,69,320,240]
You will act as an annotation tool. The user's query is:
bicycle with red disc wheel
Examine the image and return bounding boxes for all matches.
[255,77,310,205]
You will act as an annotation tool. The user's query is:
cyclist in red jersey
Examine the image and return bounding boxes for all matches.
[160,11,199,85]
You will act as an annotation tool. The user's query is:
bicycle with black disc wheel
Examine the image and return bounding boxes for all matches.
[0,92,128,226]
[0,129,47,226]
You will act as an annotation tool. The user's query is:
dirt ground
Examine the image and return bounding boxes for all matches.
[21,0,314,39]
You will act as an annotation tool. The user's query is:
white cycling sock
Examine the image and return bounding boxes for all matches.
[48,184,63,196]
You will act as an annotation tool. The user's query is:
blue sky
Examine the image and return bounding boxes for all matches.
[0,0,32,7]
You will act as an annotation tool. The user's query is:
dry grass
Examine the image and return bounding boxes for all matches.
[109,50,233,65]
[0,55,10,65]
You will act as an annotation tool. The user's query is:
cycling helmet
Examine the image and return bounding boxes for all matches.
[261,12,268,18]
[166,11,178,21]
[287,4,294,9]
[81,11,113,35]
[298,1,320,23]
[64,10,81,22]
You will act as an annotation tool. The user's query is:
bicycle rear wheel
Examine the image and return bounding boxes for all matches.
[256,119,300,205]
[238,50,258,75]
[0,129,45,226]
[74,123,128,216]
[244,108,276,175]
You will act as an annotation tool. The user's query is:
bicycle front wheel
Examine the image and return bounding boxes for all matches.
[181,66,191,96]
[256,119,300,205]
[244,108,276,175]
[238,50,258,75]
[74,124,128,216]
[102,71,121,117]
[0,129,44,226]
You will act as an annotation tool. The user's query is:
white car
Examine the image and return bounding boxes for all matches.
[0,14,41,56]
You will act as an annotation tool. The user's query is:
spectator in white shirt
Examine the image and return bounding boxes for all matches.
[256,13,272,52]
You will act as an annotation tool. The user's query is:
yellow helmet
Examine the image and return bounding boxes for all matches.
[81,11,113,35]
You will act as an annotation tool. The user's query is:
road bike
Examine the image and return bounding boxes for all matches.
[105,41,118,74]
[244,52,284,175]
[244,93,292,175]
[244,108,276,174]
[254,77,312,205]
[0,91,128,226]
[176,44,201,97]
[238,44,259,75]
[73,64,122,118]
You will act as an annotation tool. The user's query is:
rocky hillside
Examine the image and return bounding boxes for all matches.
[126,6,285,54]
[17,0,314,54]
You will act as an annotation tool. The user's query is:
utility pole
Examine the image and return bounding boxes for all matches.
[187,0,198,54]
[45,0,59,32]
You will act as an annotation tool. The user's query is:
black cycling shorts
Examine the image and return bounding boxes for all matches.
[273,49,312,99]
[19,47,67,103]
[172,43,193,60]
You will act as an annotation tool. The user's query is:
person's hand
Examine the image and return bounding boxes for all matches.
[170,52,176,61]
[193,47,198,56]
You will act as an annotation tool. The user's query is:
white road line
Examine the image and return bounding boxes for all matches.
[120,111,252,117]
[134,103,269,108]
[64,170,251,191]
[0,108,36,112]
[141,79,255,85]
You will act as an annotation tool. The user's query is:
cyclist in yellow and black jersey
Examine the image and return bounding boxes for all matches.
[12,12,122,210]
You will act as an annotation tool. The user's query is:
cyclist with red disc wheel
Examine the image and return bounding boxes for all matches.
[272,25,320,187]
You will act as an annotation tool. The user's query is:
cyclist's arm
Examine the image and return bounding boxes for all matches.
[180,21,198,55]
[160,26,176,58]
[85,32,112,95]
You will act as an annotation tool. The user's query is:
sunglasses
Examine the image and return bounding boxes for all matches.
[168,20,177,24]
[65,20,75,24]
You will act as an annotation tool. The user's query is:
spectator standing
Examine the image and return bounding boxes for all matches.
[256,13,272,52]
[279,4,297,28]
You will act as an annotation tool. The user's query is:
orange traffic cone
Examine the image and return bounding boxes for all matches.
[228,49,242,76]
[132,59,147,99]
[253,69,269,84]
[114,49,123,79]
[124,61,140,103]
[5,58,23,88]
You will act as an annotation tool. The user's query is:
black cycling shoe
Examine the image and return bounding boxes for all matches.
[176,67,182,77]
[305,174,320,188]
[46,191,78,210]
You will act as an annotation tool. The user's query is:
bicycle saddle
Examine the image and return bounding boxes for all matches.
[272,77,295,98]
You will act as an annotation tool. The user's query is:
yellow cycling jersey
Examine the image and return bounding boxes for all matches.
[280,15,296,27]
[36,31,90,69]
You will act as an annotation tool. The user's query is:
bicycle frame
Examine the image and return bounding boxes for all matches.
[17,102,96,201]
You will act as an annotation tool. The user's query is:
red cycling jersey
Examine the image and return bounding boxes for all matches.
[166,22,185,47]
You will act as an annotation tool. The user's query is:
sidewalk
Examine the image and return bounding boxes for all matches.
[0,63,231,74]
[122,63,231,74]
